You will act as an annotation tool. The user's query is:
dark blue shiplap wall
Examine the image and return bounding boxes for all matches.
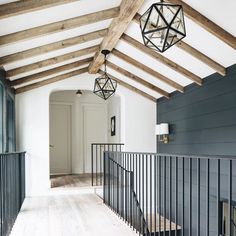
[156,64,236,236]
[157,64,236,156]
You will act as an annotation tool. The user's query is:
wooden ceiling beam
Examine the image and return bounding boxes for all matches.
[99,70,156,102]
[112,49,184,93]
[0,0,78,19]
[11,57,92,87]
[107,61,169,98]
[0,7,119,46]
[168,0,236,50]
[6,45,99,78]
[121,34,202,85]
[133,14,226,76]
[0,29,107,66]
[175,41,226,76]
[88,0,145,74]
[15,67,88,94]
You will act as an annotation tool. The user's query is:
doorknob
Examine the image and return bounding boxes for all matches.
[50,144,54,148]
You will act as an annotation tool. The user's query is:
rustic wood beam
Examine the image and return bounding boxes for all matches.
[112,49,184,93]
[0,7,119,46]
[133,14,226,76]
[175,41,226,76]
[107,61,169,98]
[6,45,98,78]
[99,70,156,102]
[88,0,145,74]
[168,0,236,50]
[0,29,107,65]
[121,34,202,86]
[11,57,92,87]
[15,67,88,94]
[0,0,78,19]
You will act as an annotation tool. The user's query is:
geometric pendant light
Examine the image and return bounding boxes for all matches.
[140,0,186,53]
[93,50,117,100]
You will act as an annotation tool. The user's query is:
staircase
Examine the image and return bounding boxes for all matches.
[102,151,236,236]
[103,154,181,236]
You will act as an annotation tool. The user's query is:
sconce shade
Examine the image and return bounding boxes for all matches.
[160,123,169,135]
[155,124,161,135]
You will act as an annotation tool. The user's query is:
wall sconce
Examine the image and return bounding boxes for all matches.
[156,123,169,144]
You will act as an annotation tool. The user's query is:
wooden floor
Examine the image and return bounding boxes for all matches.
[10,193,138,236]
[50,174,92,188]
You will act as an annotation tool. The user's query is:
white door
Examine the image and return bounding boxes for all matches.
[50,104,71,175]
[83,105,107,173]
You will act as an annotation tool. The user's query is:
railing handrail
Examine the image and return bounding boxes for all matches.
[104,151,236,160]
[0,151,26,156]
[92,143,125,145]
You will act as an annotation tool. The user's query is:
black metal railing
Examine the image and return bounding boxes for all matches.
[104,151,236,236]
[91,143,124,186]
[0,152,26,236]
[104,155,149,235]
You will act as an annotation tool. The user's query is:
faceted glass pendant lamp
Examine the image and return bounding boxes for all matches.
[140,0,186,53]
[93,50,117,100]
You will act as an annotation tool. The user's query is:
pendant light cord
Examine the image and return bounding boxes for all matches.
[104,54,107,74]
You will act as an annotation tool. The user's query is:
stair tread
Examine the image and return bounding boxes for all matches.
[145,213,181,233]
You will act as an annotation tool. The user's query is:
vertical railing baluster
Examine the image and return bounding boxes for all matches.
[159,156,161,236]
[164,156,166,235]
[96,145,98,186]
[189,158,192,236]
[217,159,220,236]
[150,155,152,235]
[154,155,157,236]
[169,156,172,236]
[182,157,185,236]
[175,156,178,236]
[197,158,200,236]
[206,159,209,236]
[91,144,94,186]
[146,154,149,235]
[228,160,232,236]
[100,144,102,185]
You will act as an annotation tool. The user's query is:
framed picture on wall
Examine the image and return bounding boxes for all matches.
[111,116,116,136]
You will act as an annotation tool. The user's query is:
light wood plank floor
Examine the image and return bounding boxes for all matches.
[10,193,138,236]
[50,175,102,188]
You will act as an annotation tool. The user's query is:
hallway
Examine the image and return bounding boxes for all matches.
[10,192,138,236]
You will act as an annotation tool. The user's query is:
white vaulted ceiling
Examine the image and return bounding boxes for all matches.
[0,0,235,100]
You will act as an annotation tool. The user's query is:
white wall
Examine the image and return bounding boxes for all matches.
[16,72,156,196]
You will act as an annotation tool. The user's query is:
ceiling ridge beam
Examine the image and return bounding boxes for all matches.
[11,57,93,87]
[107,61,169,98]
[0,29,108,66]
[167,0,236,50]
[15,67,88,94]
[133,14,226,76]
[0,7,120,46]
[6,45,99,78]
[112,49,184,93]
[121,34,202,86]
[99,70,156,102]
[0,0,78,19]
[89,0,145,74]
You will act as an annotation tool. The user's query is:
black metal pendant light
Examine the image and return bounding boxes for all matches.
[93,50,117,100]
[140,0,186,53]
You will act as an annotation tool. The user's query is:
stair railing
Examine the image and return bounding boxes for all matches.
[103,153,149,235]
[103,151,236,236]
[91,143,124,186]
